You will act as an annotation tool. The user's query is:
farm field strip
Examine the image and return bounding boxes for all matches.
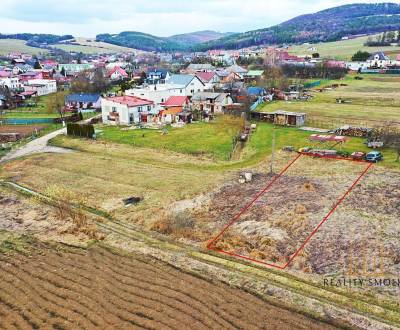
[0,243,334,330]
[208,154,373,268]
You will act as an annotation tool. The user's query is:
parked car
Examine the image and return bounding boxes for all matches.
[366,151,383,162]
[298,147,312,153]
[351,151,366,160]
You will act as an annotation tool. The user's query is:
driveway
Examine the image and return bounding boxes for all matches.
[0,127,71,163]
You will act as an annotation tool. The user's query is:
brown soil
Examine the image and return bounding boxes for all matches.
[0,242,337,330]
[0,125,46,137]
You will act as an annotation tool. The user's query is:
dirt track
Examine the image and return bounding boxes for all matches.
[0,244,338,330]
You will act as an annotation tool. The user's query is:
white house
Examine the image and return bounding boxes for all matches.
[126,85,178,107]
[23,79,57,96]
[191,92,234,113]
[367,52,393,68]
[0,77,22,90]
[165,74,206,97]
[195,72,221,89]
[102,96,155,125]
[126,74,206,106]
[345,61,369,71]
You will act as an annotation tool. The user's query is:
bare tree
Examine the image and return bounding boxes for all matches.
[373,124,400,161]
[45,91,68,118]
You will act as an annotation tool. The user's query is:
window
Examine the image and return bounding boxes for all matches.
[180,89,183,93]
[138,106,143,112]
[112,106,117,112]
[161,98,164,102]
[147,106,151,111]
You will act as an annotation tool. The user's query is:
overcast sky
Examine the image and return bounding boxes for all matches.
[0,0,398,37]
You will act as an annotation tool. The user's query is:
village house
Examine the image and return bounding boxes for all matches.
[58,63,95,74]
[102,95,156,125]
[185,63,215,74]
[23,79,57,96]
[18,71,43,82]
[243,70,264,82]
[0,77,22,90]
[107,66,129,81]
[166,74,206,96]
[191,92,234,114]
[195,72,221,89]
[126,85,180,107]
[226,64,248,79]
[65,94,102,111]
[159,96,190,123]
[146,68,170,84]
[367,52,393,68]
[126,74,205,105]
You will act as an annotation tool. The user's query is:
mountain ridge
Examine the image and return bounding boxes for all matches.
[97,3,400,52]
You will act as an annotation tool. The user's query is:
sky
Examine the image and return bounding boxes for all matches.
[0,0,398,37]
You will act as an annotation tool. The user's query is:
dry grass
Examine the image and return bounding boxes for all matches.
[2,144,229,227]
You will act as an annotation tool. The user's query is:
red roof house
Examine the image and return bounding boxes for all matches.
[163,96,190,108]
[195,71,218,84]
[107,66,129,80]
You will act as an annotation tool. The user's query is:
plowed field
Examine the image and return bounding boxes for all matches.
[0,244,337,330]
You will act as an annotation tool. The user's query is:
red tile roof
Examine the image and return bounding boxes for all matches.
[107,66,128,78]
[163,96,189,107]
[196,71,216,83]
[107,96,153,107]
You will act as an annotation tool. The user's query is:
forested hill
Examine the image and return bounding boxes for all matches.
[196,3,400,50]
[0,33,73,46]
[95,30,232,52]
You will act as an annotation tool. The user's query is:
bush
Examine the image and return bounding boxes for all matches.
[351,51,370,62]
[67,123,95,138]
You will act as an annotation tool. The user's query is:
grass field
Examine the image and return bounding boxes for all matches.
[0,39,49,56]
[98,117,242,161]
[259,75,400,128]
[54,37,137,54]
[288,34,400,60]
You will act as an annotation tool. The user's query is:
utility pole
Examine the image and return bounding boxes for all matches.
[270,127,276,174]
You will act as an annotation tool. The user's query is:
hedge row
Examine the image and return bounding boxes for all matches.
[66,123,95,138]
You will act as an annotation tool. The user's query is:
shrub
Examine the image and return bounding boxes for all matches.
[67,123,95,138]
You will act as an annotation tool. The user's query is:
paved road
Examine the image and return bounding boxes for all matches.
[0,127,71,163]
[1,115,101,163]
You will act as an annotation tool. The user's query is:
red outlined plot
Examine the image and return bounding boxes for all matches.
[207,153,373,270]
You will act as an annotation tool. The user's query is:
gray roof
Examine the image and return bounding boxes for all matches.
[192,92,230,103]
[187,63,215,70]
[168,74,203,87]
[215,69,229,77]
[368,52,389,61]
[226,65,248,74]
[271,110,306,116]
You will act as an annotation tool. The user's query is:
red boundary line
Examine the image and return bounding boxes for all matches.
[206,153,302,250]
[207,153,373,270]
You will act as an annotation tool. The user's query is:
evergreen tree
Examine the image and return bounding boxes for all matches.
[34,60,42,70]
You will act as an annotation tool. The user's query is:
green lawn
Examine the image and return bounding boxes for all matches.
[2,112,60,119]
[288,34,400,60]
[55,119,399,170]
[98,118,242,161]
[258,75,400,128]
